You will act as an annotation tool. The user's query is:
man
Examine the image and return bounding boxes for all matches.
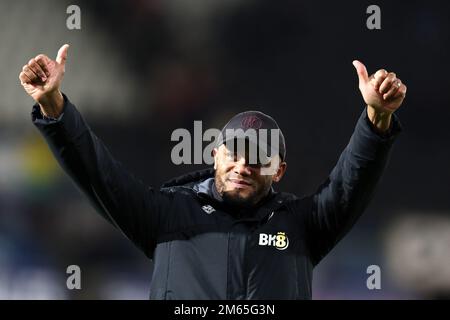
[19,44,406,299]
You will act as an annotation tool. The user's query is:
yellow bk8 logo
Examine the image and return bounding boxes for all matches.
[258,232,289,250]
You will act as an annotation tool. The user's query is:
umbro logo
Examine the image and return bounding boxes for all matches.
[201,205,216,214]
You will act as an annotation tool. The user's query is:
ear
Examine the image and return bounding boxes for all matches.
[272,161,287,183]
[212,148,218,170]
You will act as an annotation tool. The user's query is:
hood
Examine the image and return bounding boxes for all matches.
[160,168,214,189]
[160,168,222,202]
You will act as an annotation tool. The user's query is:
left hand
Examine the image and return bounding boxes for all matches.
[352,60,407,114]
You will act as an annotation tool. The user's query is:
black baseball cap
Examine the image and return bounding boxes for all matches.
[216,111,286,163]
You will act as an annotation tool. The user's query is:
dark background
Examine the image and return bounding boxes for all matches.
[0,0,449,299]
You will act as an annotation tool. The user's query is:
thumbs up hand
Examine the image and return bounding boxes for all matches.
[19,44,70,118]
[352,60,407,114]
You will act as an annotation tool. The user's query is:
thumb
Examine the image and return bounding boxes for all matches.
[56,44,70,65]
[352,60,369,86]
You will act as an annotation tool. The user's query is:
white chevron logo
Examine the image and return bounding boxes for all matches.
[201,205,216,214]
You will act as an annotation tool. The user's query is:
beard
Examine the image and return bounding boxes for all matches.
[221,189,257,208]
[214,173,271,208]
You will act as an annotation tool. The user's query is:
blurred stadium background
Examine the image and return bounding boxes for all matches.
[0,0,449,299]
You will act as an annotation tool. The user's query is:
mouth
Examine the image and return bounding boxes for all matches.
[228,178,253,189]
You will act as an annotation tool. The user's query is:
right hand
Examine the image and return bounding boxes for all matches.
[19,44,70,118]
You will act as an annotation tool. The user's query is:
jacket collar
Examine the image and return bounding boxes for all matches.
[161,168,290,220]
[192,172,287,221]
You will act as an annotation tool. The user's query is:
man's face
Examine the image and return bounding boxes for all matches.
[213,143,287,207]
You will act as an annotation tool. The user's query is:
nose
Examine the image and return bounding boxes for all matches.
[234,157,251,176]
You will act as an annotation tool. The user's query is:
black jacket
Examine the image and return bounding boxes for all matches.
[32,95,401,299]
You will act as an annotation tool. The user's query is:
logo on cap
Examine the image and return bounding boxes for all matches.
[241,116,263,130]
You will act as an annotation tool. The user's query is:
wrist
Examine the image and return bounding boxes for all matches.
[367,105,392,133]
[39,90,64,118]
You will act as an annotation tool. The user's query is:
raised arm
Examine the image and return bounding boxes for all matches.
[306,60,407,265]
[19,45,171,258]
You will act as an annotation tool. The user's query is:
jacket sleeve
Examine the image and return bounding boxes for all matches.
[305,107,402,265]
[31,94,171,258]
